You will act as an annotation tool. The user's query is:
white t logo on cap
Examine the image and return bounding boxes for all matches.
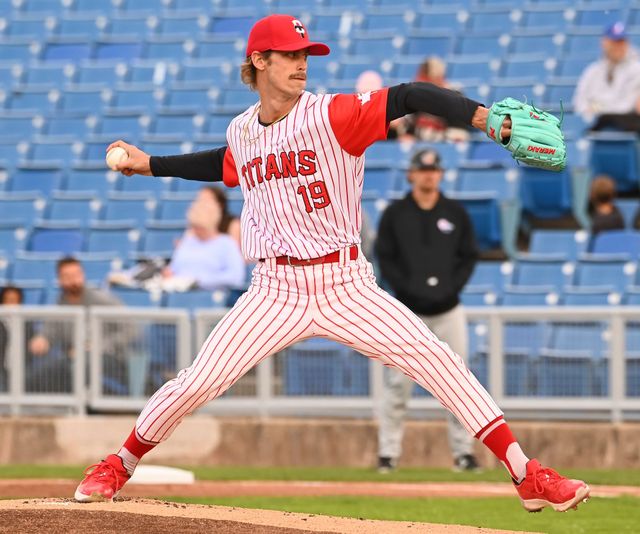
[292,19,305,38]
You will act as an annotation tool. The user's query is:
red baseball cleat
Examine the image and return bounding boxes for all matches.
[515,459,590,512]
[74,454,131,502]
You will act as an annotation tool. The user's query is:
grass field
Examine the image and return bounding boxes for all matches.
[1,465,638,533]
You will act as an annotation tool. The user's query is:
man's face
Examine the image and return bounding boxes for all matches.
[602,37,628,63]
[58,263,85,296]
[409,168,444,193]
[257,49,309,97]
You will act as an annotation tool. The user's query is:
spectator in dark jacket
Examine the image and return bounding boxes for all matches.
[0,286,23,391]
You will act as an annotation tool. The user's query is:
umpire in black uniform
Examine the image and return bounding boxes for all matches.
[375,147,480,473]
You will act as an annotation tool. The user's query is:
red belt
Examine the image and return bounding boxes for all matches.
[264,245,359,266]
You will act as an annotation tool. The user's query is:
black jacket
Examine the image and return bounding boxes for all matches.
[375,192,478,316]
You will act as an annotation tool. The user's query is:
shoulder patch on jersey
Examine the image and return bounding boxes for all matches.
[357,91,376,105]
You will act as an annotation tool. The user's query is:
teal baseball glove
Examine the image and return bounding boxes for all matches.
[486,97,567,172]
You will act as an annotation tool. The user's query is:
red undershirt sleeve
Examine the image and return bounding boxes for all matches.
[328,88,390,157]
[222,147,240,188]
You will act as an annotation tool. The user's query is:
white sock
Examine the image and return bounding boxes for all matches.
[505,442,529,483]
[117,446,140,476]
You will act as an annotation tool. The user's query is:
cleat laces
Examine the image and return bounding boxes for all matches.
[82,460,123,490]
[533,465,563,494]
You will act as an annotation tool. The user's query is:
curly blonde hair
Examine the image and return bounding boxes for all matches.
[240,52,272,91]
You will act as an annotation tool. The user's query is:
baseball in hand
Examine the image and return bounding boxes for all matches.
[106,146,128,171]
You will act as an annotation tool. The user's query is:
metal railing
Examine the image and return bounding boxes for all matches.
[1,306,640,420]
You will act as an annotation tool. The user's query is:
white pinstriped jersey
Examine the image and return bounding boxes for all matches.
[225,89,389,261]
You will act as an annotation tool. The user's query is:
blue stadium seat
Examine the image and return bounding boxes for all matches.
[178,60,230,84]
[509,31,562,56]
[86,222,141,256]
[27,139,77,165]
[0,64,22,87]
[103,194,156,225]
[207,14,256,36]
[457,33,504,55]
[555,56,593,78]
[27,222,84,254]
[529,229,589,260]
[537,351,599,396]
[0,39,37,62]
[110,84,160,112]
[194,37,243,60]
[143,37,191,61]
[125,61,166,84]
[156,195,194,221]
[110,286,161,307]
[23,62,73,86]
[490,79,540,103]
[155,14,205,37]
[414,8,464,33]
[467,260,510,292]
[614,199,639,229]
[204,112,235,136]
[520,5,569,32]
[363,165,396,196]
[11,252,60,283]
[12,282,45,305]
[141,221,184,256]
[501,56,549,79]
[573,6,624,29]
[350,34,400,57]
[456,165,517,200]
[565,30,606,58]
[466,139,514,165]
[163,83,216,112]
[543,80,578,106]
[18,0,64,14]
[469,6,515,32]
[42,113,92,136]
[149,110,202,137]
[164,289,229,311]
[563,286,619,306]
[405,33,454,57]
[518,166,572,219]
[591,230,640,256]
[448,192,501,251]
[75,252,120,285]
[41,39,92,61]
[502,286,559,306]
[574,254,635,292]
[65,164,118,195]
[460,286,498,306]
[588,133,640,193]
[366,141,410,167]
[94,39,143,61]
[284,338,369,396]
[56,15,100,39]
[94,111,147,139]
[7,87,58,113]
[0,192,44,225]
[59,87,108,113]
[512,254,572,291]
[217,89,259,111]
[139,136,187,157]
[75,61,125,85]
[8,165,63,195]
[0,221,28,257]
[45,192,100,222]
[549,321,608,355]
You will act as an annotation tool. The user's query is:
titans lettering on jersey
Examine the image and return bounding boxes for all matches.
[241,150,318,189]
[225,89,389,261]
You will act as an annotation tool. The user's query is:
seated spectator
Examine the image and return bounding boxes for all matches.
[193,186,242,246]
[394,57,471,142]
[588,175,625,235]
[0,286,23,391]
[162,200,246,291]
[27,257,133,395]
[573,23,640,128]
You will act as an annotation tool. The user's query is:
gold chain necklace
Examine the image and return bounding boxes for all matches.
[241,96,301,145]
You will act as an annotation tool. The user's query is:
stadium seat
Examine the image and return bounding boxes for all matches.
[119,174,172,196]
[284,339,369,396]
[537,351,599,397]
[563,286,619,306]
[207,14,256,36]
[0,221,28,257]
[588,133,640,193]
[529,229,589,260]
[518,165,573,219]
[177,60,230,84]
[141,221,184,256]
[501,56,549,80]
[204,112,236,136]
[0,113,40,140]
[0,38,38,63]
[12,281,46,305]
[27,222,84,254]
[194,37,243,60]
[512,254,572,291]
[45,192,100,223]
[23,62,73,86]
[75,61,126,85]
[457,32,503,55]
[520,5,570,32]
[94,110,148,139]
[467,260,510,292]
[103,194,156,226]
[42,113,93,136]
[110,286,162,307]
[110,84,161,112]
[56,15,101,39]
[509,30,562,56]
[65,164,118,196]
[164,289,229,311]
[447,192,501,251]
[456,164,517,200]
[502,286,559,306]
[11,252,60,283]
[574,254,635,292]
[59,87,108,114]
[41,39,92,62]
[460,285,498,306]
[591,230,640,256]
[149,110,203,137]
[0,192,44,225]
[75,252,121,285]
[614,199,639,229]
[27,139,77,165]
[405,32,454,57]
[86,222,141,256]
[143,37,191,61]
[7,87,58,113]
[7,165,63,195]
[362,165,396,196]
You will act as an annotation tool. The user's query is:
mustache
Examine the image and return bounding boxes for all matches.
[289,73,307,80]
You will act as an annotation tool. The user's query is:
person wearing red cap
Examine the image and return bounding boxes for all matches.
[76,14,589,514]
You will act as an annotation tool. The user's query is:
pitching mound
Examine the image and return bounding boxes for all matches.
[0,498,526,534]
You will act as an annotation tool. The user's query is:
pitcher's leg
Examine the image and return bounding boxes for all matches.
[377,367,414,463]
[425,306,474,460]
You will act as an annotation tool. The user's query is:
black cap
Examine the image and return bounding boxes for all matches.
[409,148,442,171]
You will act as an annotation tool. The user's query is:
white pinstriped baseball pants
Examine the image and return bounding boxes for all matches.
[135,250,503,444]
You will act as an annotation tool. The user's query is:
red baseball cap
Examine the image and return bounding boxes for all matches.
[245,14,330,57]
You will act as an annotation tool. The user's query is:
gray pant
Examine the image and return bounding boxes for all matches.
[377,304,473,461]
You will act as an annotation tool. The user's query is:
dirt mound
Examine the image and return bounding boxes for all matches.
[0,498,529,534]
